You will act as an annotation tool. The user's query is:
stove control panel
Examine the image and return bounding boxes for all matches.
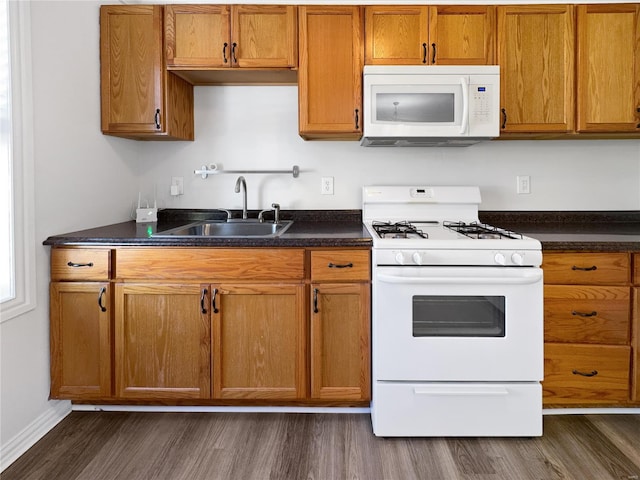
[376,249,542,267]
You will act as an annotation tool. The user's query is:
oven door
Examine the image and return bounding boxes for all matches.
[374,266,543,382]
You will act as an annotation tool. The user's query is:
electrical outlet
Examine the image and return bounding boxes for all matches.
[171,176,184,196]
[517,175,531,195]
[321,176,334,195]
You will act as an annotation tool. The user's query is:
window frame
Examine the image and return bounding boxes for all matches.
[1,0,35,322]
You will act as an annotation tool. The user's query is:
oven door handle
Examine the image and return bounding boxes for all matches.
[376,271,542,286]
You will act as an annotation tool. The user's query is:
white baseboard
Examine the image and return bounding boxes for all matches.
[73,405,371,414]
[0,400,71,472]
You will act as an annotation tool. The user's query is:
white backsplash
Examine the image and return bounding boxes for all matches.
[136,86,640,213]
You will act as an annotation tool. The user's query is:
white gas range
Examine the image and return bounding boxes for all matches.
[364,185,544,437]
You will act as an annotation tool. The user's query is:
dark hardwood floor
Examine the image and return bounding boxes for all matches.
[2,412,639,480]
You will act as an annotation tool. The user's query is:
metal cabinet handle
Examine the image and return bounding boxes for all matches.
[571,265,597,271]
[67,261,94,268]
[328,262,353,269]
[154,109,161,130]
[571,310,597,317]
[572,369,598,377]
[98,286,107,312]
[501,108,507,129]
[212,288,219,314]
[431,43,436,64]
[355,109,360,129]
[223,42,228,63]
[422,43,427,64]
[231,42,238,64]
[200,288,208,314]
[313,288,319,313]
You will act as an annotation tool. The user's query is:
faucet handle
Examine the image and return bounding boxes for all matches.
[271,203,280,223]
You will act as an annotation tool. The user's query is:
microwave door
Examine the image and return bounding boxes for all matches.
[367,76,467,137]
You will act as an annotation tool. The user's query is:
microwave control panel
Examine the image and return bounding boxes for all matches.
[470,85,492,124]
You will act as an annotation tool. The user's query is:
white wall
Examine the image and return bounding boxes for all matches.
[0,1,138,469]
[139,86,640,212]
[1,0,640,471]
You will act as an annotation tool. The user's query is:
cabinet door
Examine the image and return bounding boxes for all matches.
[50,282,111,399]
[232,5,297,68]
[429,6,496,65]
[165,5,231,68]
[100,5,193,140]
[577,4,640,133]
[497,6,575,133]
[365,6,428,65]
[298,6,363,140]
[114,283,211,399]
[100,5,163,135]
[212,284,306,400]
[311,283,370,401]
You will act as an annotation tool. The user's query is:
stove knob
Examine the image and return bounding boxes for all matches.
[511,252,524,266]
[395,252,407,265]
[494,252,506,266]
[412,252,424,265]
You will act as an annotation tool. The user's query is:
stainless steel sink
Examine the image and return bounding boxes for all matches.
[153,220,293,238]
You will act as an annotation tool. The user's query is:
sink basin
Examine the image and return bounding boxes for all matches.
[154,220,293,238]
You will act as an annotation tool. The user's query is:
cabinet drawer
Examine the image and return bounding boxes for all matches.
[310,250,370,281]
[542,253,630,285]
[544,285,630,344]
[51,248,111,281]
[116,248,305,280]
[543,343,630,404]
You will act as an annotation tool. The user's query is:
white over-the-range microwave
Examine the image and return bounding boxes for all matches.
[361,65,500,147]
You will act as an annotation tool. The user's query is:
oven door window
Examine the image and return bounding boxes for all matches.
[412,296,505,337]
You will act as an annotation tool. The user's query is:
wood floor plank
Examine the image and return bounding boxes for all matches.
[2,413,640,480]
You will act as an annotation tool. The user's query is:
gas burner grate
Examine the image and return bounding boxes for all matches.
[372,221,428,239]
[443,221,523,240]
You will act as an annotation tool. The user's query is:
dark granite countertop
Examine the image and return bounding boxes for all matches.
[480,211,640,252]
[44,209,640,252]
[43,209,373,248]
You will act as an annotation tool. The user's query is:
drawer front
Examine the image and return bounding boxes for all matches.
[116,248,305,280]
[543,343,630,404]
[544,285,630,344]
[373,382,542,437]
[51,248,111,281]
[310,250,370,281]
[542,253,630,285]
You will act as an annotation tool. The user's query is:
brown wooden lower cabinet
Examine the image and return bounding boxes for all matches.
[542,252,636,407]
[114,283,211,399]
[50,246,371,405]
[50,282,112,399]
[212,283,306,400]
[310,282,370,401]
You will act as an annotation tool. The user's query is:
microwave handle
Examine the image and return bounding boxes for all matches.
[460,76,469,135]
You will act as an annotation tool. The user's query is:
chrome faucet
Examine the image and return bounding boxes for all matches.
[234,176,248,219]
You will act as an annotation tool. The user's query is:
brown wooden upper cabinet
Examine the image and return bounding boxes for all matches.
[165,5,297,69]
[497,5,575,133]
[298,6,363,140]
[577,4,640,133]
[100,5,194,140]
[365,6,495,65]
